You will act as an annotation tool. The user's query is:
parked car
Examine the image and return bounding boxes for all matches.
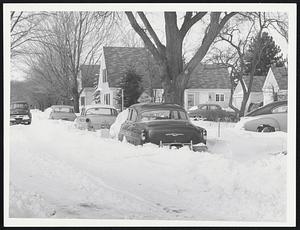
[10,101,32,125]
[118,103,207,151]
[236,100,287,132]
[49,105,77,121]
[187,103,237,122]
[74,104,118,130]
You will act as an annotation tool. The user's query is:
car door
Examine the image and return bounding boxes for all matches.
[209,105,222,121]
[129,109,141,145]
[270,104,288,132]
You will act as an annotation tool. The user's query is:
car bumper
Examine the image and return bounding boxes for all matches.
[10,118,31,124]
[158,140,207,151]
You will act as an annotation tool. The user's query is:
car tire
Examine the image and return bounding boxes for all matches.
[262,126,275,132]
[257,125,275,132]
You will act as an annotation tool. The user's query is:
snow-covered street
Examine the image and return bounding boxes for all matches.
[9,110,287,221]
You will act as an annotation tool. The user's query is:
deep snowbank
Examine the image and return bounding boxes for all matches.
[9,110,287,221]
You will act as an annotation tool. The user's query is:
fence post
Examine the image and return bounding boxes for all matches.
[218,119,221,137]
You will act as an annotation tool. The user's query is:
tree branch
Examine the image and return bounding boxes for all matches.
[137,12,165,55]
[125,12,164,62]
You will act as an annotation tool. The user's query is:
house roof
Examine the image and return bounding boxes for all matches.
[271,66,288,90]
[187,63,231,89]
[243,75,267,92]
[80,64,100,88]
[103,47,231,90]
[103,47,162,89]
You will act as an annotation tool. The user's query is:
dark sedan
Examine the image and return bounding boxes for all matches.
[187,103,237,121]
[118,103,207,151]
[10,101,32,125]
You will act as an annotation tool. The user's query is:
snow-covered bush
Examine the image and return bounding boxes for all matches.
[109,109,129,139]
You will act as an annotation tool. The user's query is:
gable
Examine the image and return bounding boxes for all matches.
[263,68,279,91]
[271,66,288,90]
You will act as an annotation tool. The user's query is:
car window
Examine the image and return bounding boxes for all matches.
[209,105,219,110]
[130,109,138,121]
[199,105,207,110]
[53,107,74,113]
[140,110,188,121]
[11,103,28,109]
[272,105,288,113]
[86,108,114,115]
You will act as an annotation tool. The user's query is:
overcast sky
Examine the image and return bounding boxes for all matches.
[10,11,289,81]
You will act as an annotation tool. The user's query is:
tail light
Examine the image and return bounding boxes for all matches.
[141,130,147,142]
[202,129,207,141]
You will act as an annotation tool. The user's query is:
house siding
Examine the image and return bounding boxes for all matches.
[184,89,231,110]
[79,88,95,109]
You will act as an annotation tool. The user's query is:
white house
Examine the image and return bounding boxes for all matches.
[233,66,288,111]
[77,64,100,109]
[93,46,232,110]
[184,63,231,110]
[94,46,163,110]
[262,66,288,104]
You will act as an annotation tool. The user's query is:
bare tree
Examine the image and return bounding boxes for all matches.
[210,12,288,116]
[25,11,116,112]
[125,12,237,105]
[10,11,49,58]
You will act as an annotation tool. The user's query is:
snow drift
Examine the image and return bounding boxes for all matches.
[8,110,287,221]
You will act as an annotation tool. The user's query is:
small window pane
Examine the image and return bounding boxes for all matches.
[272,105,288,113]
[187,94,195,108]
[210,105,219,110]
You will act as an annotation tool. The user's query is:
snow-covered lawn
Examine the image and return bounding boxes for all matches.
[9,109,287,222]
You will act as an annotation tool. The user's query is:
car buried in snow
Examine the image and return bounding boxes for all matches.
[74,104,118,130]
[187,103,237,122]
[118,103,207,151]
[236,100,287,132]
[49,105,77,121]
[10,101,32,125]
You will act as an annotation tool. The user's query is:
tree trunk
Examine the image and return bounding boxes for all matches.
[163,13,185,105]
[163,77,186,105]
[239,91,250,116]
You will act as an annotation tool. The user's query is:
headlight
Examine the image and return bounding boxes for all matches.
[23,115,29,119]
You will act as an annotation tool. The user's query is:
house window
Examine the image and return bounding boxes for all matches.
[104,93,110,105]
[216,93,225,102]
[102,69,107,83]
[187,93,195,109]
[80,97,85,106]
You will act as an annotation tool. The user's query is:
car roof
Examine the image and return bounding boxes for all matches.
[51,105,74,108]
[11,101,28,104]
[84,104,116,110]
[197,103,221,106]
[129,103,185,113]
[246,100,287,116]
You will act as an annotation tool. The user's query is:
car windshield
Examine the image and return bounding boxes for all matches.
[140,110,188,121]
[11,103,28,110]
[86,108,116,115]
[53,107,74,113]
